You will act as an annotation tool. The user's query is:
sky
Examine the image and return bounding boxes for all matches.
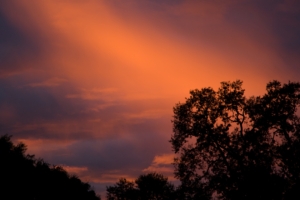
[1,0,300,198]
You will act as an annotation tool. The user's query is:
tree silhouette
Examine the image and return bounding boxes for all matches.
[171,80,300,199]
[0,135,100,200]
[106,178,138,200]
[106,172,175,200]
[136,173,175,200]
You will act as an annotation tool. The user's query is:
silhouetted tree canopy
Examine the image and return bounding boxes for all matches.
[107,178,137,200]
[106,172,175,200]
[171,80,300,199]
[0,135,100,200]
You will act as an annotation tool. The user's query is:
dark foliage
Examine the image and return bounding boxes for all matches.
[171,80,300,199]
[0,135,100,200]
[107,178,137,200]
[106,172,175,200]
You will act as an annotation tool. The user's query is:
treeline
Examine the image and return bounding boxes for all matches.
[0,134,177,200]
[0,135,100,200]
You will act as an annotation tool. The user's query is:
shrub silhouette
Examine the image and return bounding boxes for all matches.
[0,135,100,200]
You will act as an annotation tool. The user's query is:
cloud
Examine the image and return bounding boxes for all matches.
[26,77,68,87]
[0,12,42,77]
[63,165,89,175]
[151,154,174,165]
[143,154,175,180]
[66,87,118,101]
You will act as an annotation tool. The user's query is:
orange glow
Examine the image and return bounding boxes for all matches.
[2,0,288,100]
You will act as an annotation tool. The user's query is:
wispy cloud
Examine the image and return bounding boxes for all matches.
[143,154,175,180]
[26,77,68,87]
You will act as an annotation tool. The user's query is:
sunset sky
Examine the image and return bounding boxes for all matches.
[1,0,300,197]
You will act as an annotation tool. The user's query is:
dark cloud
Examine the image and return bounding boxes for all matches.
[0,11,42,76]
[0,72,172,143]
[225,1,300,72]
[271,2,300,70]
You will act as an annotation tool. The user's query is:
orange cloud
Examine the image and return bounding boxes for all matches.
[63,165,89,175]
[3,0,291,106]
[143,154,175,180]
